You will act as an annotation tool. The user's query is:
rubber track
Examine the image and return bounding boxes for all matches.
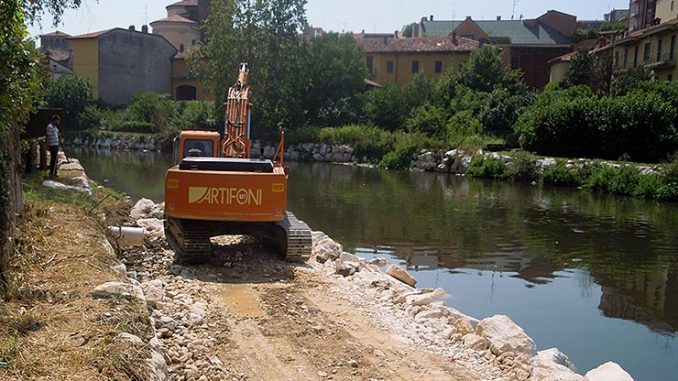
[277,211,312,263]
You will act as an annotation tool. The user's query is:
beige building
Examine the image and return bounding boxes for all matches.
[613,17,678,81]
[357,35,479,86]
[151,0,214,101]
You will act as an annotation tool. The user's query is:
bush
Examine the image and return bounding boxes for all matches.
[319,125,396,160]
[505,152,538,182]
[542,161,582,187]
[467,157,506,179]
[173,101,219,130]
[287,125,321,144]
[363,74,434,131]
[406,103,450,137]
[127,92,176,133]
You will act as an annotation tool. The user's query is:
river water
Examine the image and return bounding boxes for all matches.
[73,148,678,381]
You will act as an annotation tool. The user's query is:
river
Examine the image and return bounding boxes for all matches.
[73,148,678,381]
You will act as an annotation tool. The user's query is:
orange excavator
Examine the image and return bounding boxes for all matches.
[164,63,311,263]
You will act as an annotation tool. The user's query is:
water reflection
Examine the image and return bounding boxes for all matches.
[74,151,678,379]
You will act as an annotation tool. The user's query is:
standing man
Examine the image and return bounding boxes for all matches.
[45,115,61,177]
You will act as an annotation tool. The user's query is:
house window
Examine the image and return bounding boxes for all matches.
[672,1,675,11]
[643,42,651,62]
[366,56,374,74]
[657,38,663,61]
[671,35,676,60]
[412,60,419,73]
[624,47,628,68]
[669,74,673,82]
[634,46,639,66]
[386,60,394,73]
[434,61,443,73]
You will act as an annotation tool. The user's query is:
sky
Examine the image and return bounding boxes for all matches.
[28,0,631,41]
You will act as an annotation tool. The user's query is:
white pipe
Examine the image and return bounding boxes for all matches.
[109,226,146,247]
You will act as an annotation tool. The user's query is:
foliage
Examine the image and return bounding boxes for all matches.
[300,33,367,126]
[20,0,88,24]
[319,124,396,160]
[173,101,219,130]
[562,49,595,89]
[363,74,434,131]
[113,121,154,134]
[127,93,176,133]
[572,29,598,42]
[610,66,652,96]
[541,161,583,187]
[379,133,432,170]
[467,157,507,179]
[192,0,308,139]
[514,85,678,162]
[406,103,449,137]
[505,152,538,182]
[452,45,527,94]
[45,75,92,127]
[600,22,626,31]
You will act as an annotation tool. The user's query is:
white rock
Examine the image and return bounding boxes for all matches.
[131,198,156,220]
[92,281,145,301]
[313,234,343,263]
[462,334,489,350]
[476,315,537,357]
[584,362,634,381]
[141,281,164,306]
[538,348,575,370]
[42,180,90,194]
[385,264,417,287]
[146,350,169,381]
[118,332,144,347]
[137,218,165,240]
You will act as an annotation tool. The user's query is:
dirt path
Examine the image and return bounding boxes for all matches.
[119,230,504,381]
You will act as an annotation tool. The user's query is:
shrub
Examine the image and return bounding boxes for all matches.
[173,101,219,130]
[319,125,396,160]
[467,157,506,179]
[287,125,321,144]
[127,92,176,133]
[406,103,450,137]
[505,152,538,182]
[542,161,582,187]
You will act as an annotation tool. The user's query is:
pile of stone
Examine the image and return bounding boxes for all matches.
[63,135,159,152]
[310,233,635,381]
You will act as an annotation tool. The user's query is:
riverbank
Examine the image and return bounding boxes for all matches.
[1,152,637,380]
[63,131,677,202]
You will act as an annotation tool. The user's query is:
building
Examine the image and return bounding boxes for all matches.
[655,0,678,22]
[40,31,74,79]
[150,0,214,101]
[629,0,657,31]
[613,17,678,81]
[605,9,630,23]
[69,27,176,105]
[357,35,479,86]
[406,11,575,89]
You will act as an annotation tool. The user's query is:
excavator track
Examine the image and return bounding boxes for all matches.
[165,211,312,264]
[276,211,312,263]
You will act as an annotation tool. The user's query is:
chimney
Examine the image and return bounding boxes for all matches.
[141,25,148,33]
[383,36,388,45]
[128,25,135,31]
[452,32,458,44]
[430,15,434,21]
[394,30,398,38]
[496,16,501,21]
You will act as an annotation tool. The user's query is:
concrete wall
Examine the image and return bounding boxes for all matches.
[97,29,176,105]
[71,38,100,99]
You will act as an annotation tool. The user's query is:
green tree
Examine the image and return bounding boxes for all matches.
[45,75,92,125]
[610,66,653,96]
[300,33,366,126]
[193,0,307,139]
[562,49,595,89]
[455,45,527,94]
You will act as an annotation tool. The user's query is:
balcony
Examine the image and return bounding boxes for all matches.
[646,53,676,70]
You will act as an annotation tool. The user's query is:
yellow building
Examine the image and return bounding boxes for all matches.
[613,18,678,82]
[547,51,575,84]
[357,36,479,85]
[171,52,214,101]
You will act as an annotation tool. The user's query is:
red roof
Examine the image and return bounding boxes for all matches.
[151,14,197,25]
[358,36,479,53]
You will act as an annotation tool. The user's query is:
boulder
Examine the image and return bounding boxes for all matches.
[92,281,145,301]
[530,348,583,381]
[131,198,156,220]
[118,332,144,347]
[136,218,165,240]
[42,180,91,194]
[476,315,537,357]
[141,281,164,306]
[312,235,343,263]
[385,264,417,287]
[335,261,359,277]
[584,362,633,381]
[462,334,489,351]
[146,350,169,381]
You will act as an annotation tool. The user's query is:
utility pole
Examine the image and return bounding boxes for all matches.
[512,0,517,20]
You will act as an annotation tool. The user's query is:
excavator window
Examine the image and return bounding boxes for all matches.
[183,139,214,158]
